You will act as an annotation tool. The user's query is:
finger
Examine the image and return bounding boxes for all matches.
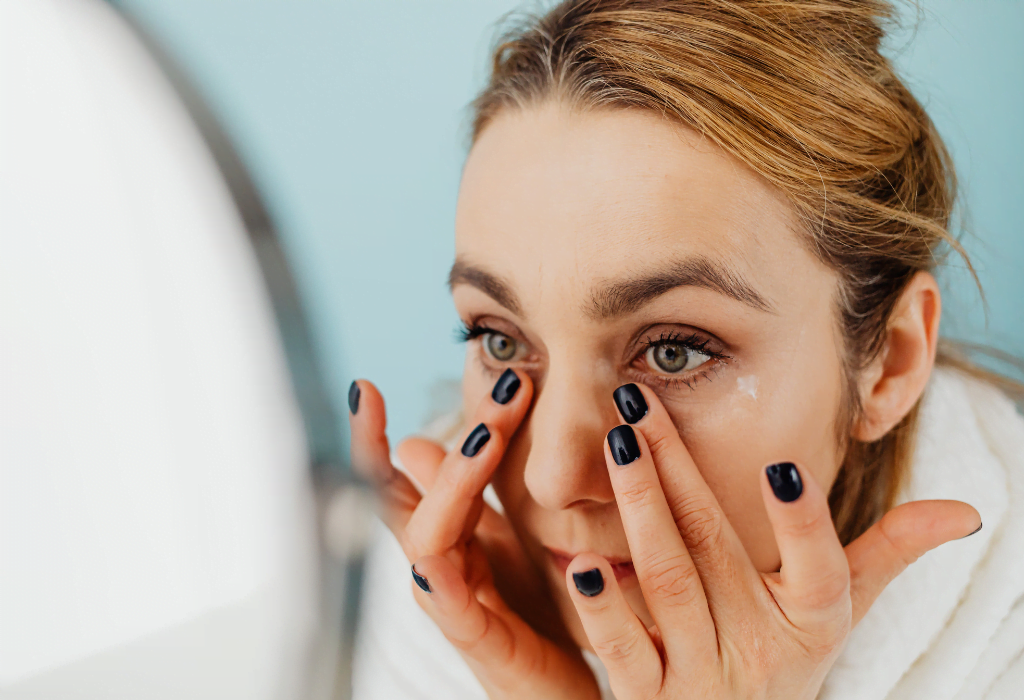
[396,436,446,492]
[348,379,422,530]
[566,553,662,700]
[412,553,593,695]
[846,499,980,625]
[603,423,716,660]
[760,462,851,636]
[398,437,508,540]
[410,554,516,662]
[611,384,756,623]
[348,379,392,482]
[405,369,533,556]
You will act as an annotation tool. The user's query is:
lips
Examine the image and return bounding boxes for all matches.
[546,547,636,582]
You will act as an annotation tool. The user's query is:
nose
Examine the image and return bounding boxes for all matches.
[522,363,619,510]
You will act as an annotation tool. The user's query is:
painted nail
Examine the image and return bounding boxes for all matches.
[572,567,604,597]
[411,565,431,593]
[348,381,361,415]
[766,462,803,502]
[461,423,491,457]
[608,425,641,466]
[961,522,983,539]
[492,368,521,405]
[613,383,648,424]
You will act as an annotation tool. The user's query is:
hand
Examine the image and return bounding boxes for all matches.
[348,372,600,700]
[566,383,981,699]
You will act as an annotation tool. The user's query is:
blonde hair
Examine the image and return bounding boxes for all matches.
[469,0,1019,543]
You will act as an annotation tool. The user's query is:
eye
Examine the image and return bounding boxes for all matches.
[646,342,711,374]
[483,332,518,362]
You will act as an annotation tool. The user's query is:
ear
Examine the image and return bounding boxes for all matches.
[852,271,941,442]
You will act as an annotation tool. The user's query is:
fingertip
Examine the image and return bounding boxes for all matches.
[612,383,649,424]
[348,380,361,415]
[349,379,388,431]
[566,553,611,600]
[760,461,828,509]
[410,555,459,602]
[606,424,642,466]
[411,563,432,593]
[491,368,525,405]
[883,499,982,545]
[765,462,803,502]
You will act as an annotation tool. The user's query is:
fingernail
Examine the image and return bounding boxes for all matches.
[613,383,648,424]
[572,567,604,597]
[608,425,641,466]
[766,462,803,502]
[348,381,361,414]
[411,565,431,593]
[961,522,983,539]
[461,423,491,457]
[492,368,521,405]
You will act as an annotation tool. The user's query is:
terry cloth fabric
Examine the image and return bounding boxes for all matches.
[352,368,1024,700]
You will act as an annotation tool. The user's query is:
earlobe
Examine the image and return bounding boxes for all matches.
[852,272,941,442]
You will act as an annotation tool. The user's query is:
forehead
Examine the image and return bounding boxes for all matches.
[455,104,809,310]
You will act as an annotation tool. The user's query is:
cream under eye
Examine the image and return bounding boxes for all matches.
[645,342,711,374]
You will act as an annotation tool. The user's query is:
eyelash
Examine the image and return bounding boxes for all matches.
[455,322,494,343]
[456,322,731,390]
[634,331,730,391]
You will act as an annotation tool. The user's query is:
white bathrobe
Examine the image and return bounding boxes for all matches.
[352,368,1024,699]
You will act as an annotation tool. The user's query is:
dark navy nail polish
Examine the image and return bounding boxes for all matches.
[613,384,648,424]
[411,565,431,593]
[348,381,361,415]
[461,423,491,457]
[766,462,803,502]
[492,368,521,405]
[608,425,641,466]
[572,568,604,597]
[962,522,983,539]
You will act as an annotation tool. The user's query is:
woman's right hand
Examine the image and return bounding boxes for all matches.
[348,370,600,700]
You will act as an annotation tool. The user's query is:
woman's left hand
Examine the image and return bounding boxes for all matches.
[567,383,980,700]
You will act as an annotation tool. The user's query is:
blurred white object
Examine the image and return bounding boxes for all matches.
[0,0,323,697]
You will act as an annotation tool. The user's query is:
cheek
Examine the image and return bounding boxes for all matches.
[663,356,845,571]
[461,354,490,415]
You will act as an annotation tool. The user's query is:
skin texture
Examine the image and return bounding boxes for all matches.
[454,104,847,634]
[348,103,979,699]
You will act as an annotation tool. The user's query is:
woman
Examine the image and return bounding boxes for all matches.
[350,1,1024,698]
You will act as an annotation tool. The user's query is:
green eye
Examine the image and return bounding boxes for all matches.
[484,332,518,362]
[647,343,710,374]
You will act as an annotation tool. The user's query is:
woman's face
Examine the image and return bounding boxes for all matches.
[451,103,847,640]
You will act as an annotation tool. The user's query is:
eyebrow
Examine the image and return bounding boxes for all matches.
[448,259,523,315]
[586,256,774,318]
[447,254,773,320]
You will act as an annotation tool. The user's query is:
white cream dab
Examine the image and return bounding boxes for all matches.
[737,375,759,400]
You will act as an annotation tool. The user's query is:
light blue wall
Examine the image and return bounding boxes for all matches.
[117,0,1023,443]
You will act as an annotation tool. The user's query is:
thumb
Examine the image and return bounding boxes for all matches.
[845,499,981,625]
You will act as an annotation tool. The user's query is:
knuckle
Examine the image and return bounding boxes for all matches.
[445,610,492,653]
[592,626,646,666]
[799,623,849,660]
[878,514,922,570]
[674,501,725,560]
[617,478,656,509]
[638,551,701,606]
[802,568,851,611]
[781,508,831,540]
[644,427,675,459]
